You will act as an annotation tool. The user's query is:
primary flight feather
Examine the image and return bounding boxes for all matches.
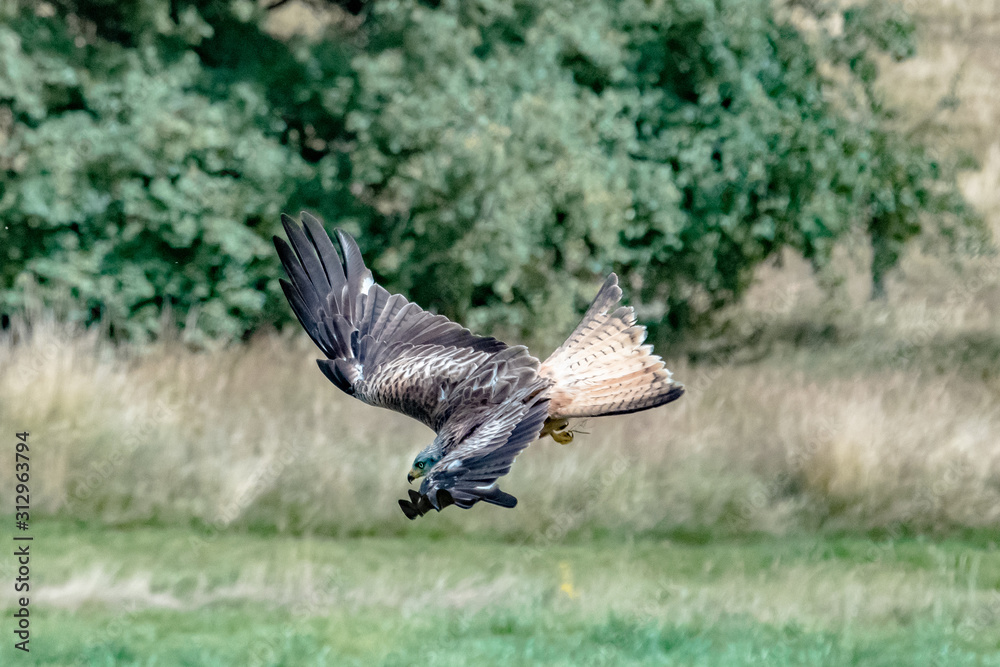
[274,212,684,519]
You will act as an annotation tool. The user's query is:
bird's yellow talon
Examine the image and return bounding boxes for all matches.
[540,417,575,444]
[552,430,574,445]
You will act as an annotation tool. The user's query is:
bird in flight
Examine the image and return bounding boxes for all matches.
[274,212,683,519]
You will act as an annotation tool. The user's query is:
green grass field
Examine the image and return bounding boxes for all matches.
[4,520,999,665]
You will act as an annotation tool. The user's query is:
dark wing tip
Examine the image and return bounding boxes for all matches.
[600,272,624,303]
[279,212,300,238]
[576,273,623,323]
[427,488,455,511]
[316,359,356,395]
[272,234,294,261]
[300,210,322,227]
[652,383,685,409]
[334,229,367,271]
[484,487,517,508]
[398,499,420,520]
[398,489,451,519]
[658,383,685,409]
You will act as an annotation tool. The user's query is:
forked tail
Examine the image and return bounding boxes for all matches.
[539,274,683,421]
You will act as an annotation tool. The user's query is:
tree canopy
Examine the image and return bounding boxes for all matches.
[0,0,982,346]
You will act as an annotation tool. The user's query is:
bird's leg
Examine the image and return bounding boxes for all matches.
[540,417,574,445]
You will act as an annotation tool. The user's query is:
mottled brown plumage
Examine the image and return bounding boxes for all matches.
[274,212,683,519]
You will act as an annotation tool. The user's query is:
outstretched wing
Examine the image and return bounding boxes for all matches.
[414,394,549,514]
[399,359,550,518]
[274,212,507,428]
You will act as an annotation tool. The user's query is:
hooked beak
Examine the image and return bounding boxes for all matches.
[408,465,423,484]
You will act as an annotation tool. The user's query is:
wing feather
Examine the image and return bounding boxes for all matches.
[274,213,509,426]
[300,212,347,308]
[282,214,331,295]
[416,385,549,512]
[354,343,493,427]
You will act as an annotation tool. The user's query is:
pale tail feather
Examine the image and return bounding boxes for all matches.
[539,274,683,419]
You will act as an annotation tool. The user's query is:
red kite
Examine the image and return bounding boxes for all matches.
[274,213,683,519]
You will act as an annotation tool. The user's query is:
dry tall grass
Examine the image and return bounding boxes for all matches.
[3,311,998,540]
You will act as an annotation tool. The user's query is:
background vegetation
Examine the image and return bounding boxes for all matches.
[2,0,1000,664]
[0,0,984,345]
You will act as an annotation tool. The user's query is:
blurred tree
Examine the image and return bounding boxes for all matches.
[0,0,983,346]
[0,0,358,342]
[833,0,980,300]
[344,0,983,345]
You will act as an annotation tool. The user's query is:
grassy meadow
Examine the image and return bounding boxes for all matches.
[3,1,1000,664]
[5,521,1000,665]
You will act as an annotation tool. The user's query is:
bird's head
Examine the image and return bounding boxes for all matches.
[408,442,443,483]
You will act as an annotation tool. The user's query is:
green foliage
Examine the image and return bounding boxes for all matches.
[0,0,349,342]
[0,0,982,344]
[347,0,983,343]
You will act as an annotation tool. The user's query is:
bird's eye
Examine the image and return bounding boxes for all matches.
[416,461,425,469]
